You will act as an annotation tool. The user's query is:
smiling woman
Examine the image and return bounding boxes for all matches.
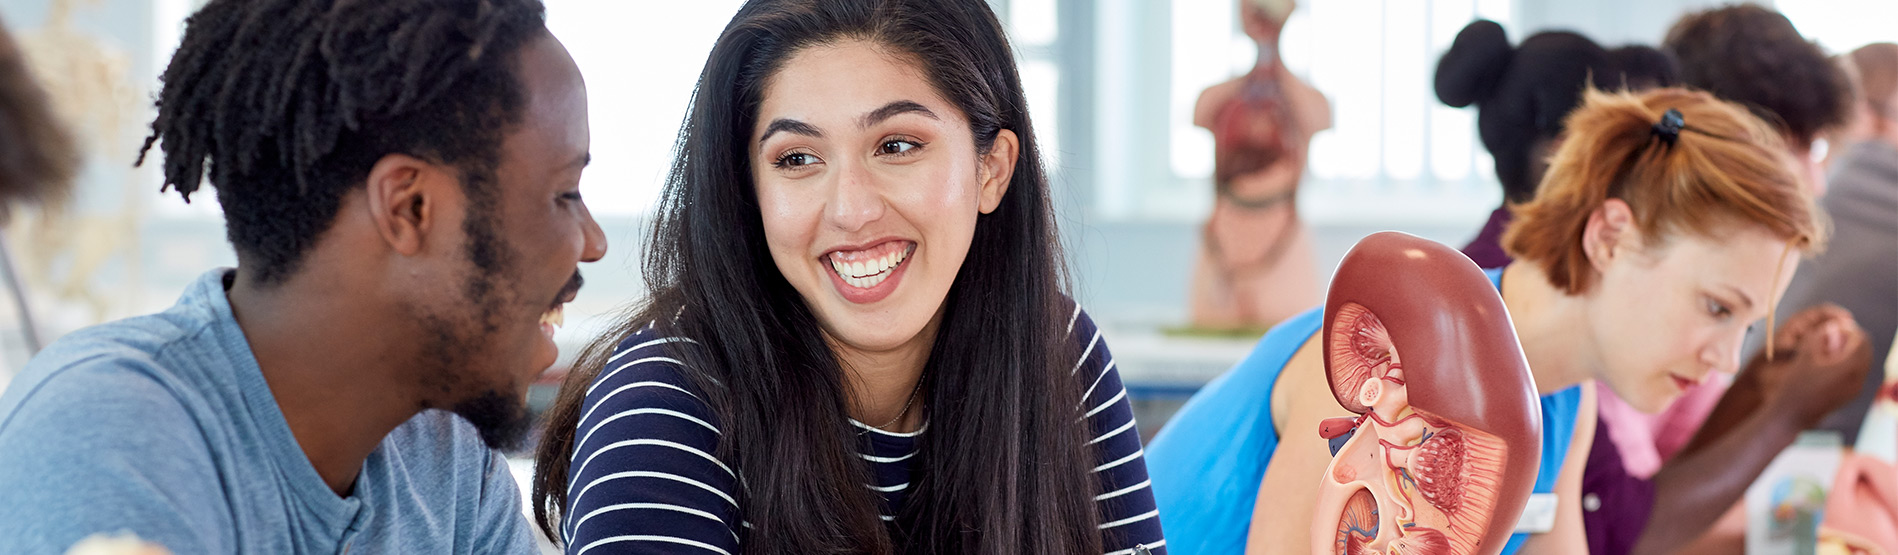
[529,0,1166,554]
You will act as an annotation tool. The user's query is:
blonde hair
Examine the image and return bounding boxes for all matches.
[1504,87,1828,295]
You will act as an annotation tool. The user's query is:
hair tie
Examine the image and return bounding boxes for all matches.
[1651,108,1685,146]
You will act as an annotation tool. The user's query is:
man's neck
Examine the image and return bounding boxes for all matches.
[225,267,422,496]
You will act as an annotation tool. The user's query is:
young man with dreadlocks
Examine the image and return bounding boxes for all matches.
[0,0,606,552]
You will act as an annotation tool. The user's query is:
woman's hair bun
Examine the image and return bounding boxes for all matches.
[1436,20,1514,108]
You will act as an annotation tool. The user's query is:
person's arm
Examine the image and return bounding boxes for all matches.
[1517,385,1598,554]
[0,361,231,554]
[560,343,739,554]
[1071,309,1168,553]
[1244,333,1343,554]
[1628,305,1872,555]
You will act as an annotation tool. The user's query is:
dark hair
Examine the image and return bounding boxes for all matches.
[0,17,78,210]
[1607,45,1680,91]
[1435,21,1617,203]
[532,0,1101,553]
[1664,3,1851,145]
[137,0,548,284]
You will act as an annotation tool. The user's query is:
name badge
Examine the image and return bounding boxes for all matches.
[1513,493,1559,533]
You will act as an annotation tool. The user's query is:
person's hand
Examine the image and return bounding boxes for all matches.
[64,533,172,555]
[1748,304,1873,429]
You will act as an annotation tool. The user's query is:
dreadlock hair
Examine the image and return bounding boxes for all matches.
[137,0,548,284]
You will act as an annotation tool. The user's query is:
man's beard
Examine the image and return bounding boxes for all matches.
[419,195,535,452]
[453,388,534,452]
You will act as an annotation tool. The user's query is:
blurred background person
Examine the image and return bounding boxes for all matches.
[0,12,78,359]
[1749,40,1898,451]
[1665,3,1854,197]
[1661,2,1864,449]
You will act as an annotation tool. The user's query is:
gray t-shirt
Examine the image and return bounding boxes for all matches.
[0,269,536,554]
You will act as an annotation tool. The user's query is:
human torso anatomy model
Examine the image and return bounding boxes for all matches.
[1190,0,1332,330]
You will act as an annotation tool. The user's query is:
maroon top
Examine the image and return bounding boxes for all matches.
[1582,416,1656,555]
[1461,207,1516,270]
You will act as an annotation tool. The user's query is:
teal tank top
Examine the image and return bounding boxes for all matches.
[1146,268,1581,554]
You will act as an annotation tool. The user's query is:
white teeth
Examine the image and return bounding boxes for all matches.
[829,243,913,289]
[540,305,565,329]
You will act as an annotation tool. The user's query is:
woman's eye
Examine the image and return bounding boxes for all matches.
[878,139,920,156]
[1705,298,1732,319]
[774,152,818,169]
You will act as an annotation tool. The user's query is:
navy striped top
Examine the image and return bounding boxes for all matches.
[561,306,1166,554]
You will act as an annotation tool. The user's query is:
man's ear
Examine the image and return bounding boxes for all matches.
[363,154,437,256]
[1582,198,1639,271]
[977,129,1019,214]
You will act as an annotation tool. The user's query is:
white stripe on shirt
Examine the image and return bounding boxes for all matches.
[1105,539,1166,555]
[1095,479,1151,501]
[576,535,731,555]
[573,438,735,487]
[860,450,918,463]
[1085,388,1128,419]
[573,470,737,509]
[1089,419,1138,446]
[1094,448,1145,473]
[571,502,730,537]
[1098,509,1159,529]
[1070,330,1102,375]
[589,358,692,397]
[575,380,700,444]
[867,482,910,493]
[576,408,719,456]
[1080,359,1116,407]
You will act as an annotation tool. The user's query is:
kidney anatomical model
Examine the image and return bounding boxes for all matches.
[1311,232,1542,555]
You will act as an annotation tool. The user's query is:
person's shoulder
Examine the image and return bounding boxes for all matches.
[33,274,231,372]
[1,338,203,439]
[594,321,712,396]
[0,349,229,553]
[578,322,722,442]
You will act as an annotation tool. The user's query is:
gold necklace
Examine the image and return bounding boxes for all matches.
[871,376,924,432]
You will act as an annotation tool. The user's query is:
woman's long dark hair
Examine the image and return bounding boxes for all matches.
[532,0,1103,552]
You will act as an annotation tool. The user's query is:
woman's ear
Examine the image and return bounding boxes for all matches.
[1581,198,1639,271]
[977,129,1019,214]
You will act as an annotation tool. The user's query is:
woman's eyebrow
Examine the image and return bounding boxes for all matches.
[759,118,824,144]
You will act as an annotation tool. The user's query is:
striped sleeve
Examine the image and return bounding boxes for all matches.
[1070,306,1168,555]
[563,325,740,555]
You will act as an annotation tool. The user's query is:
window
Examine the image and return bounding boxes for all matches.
[1092,0,1515,225]
[546,1,746,216]
[1775,0,1898,54]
